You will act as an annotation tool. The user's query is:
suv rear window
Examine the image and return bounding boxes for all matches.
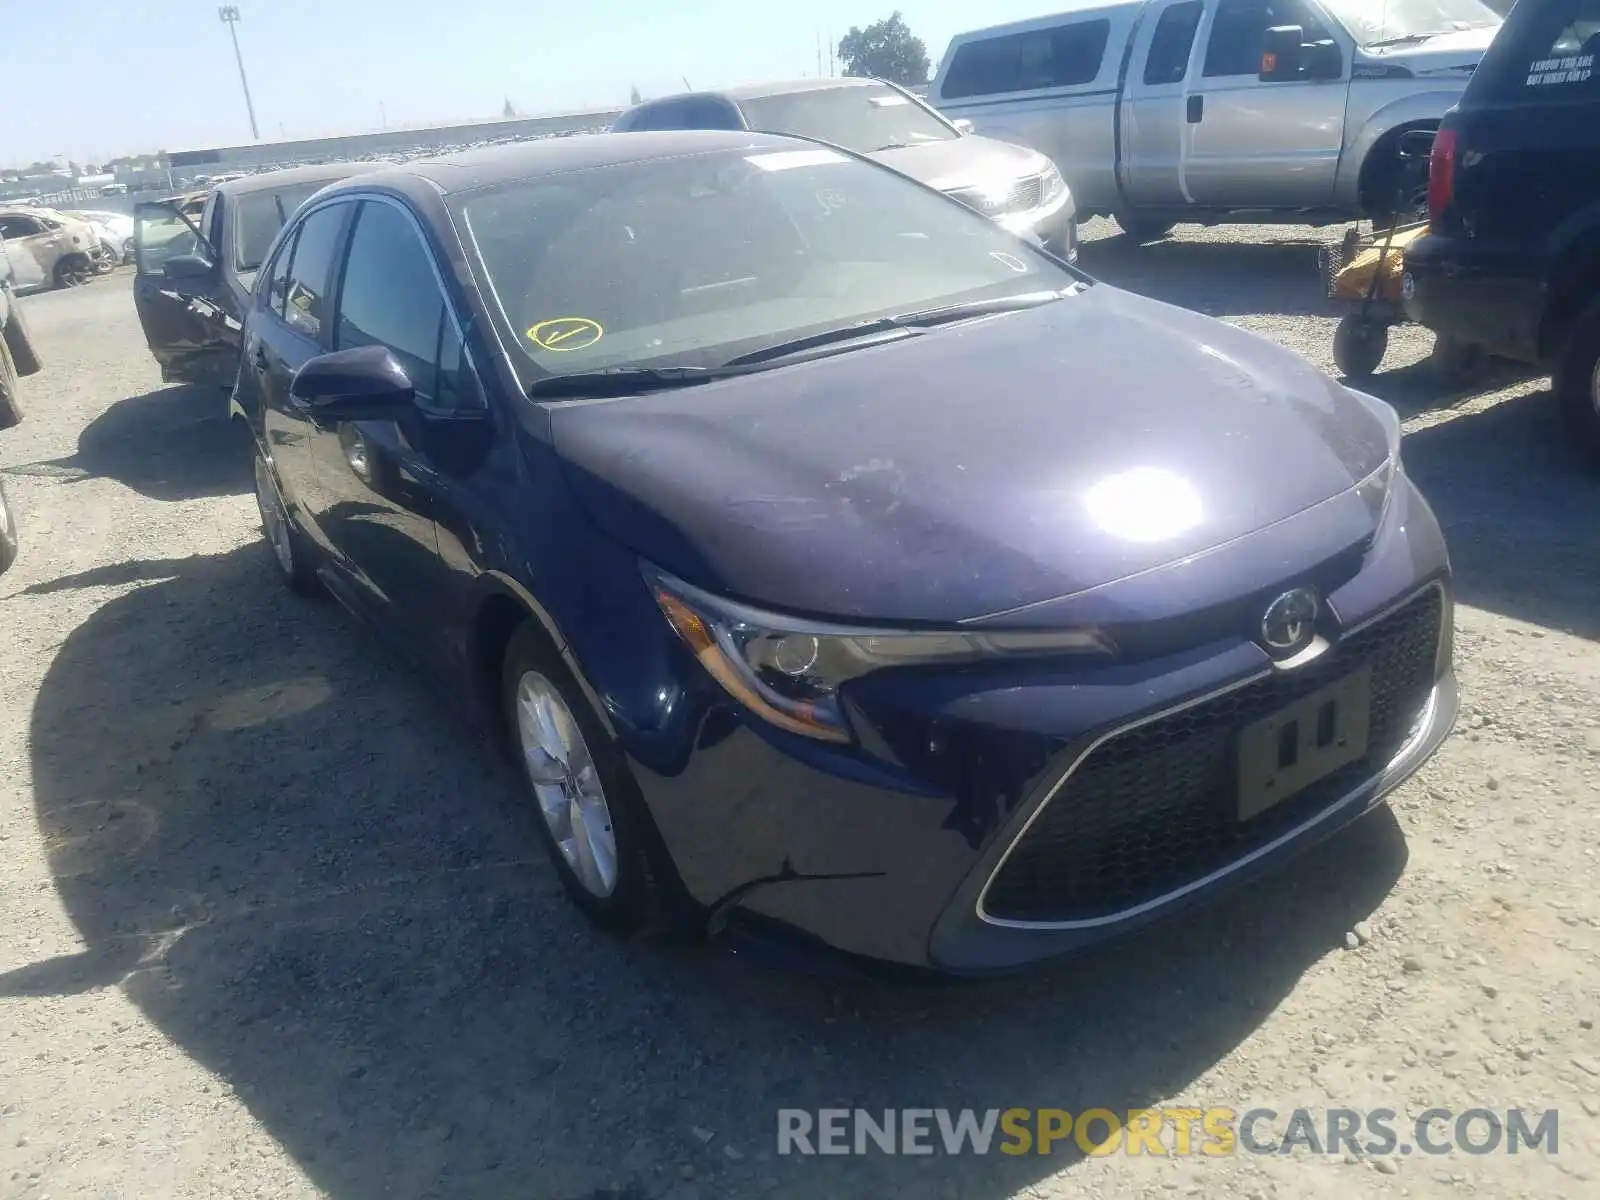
[1473,0,1599,100]
[941,20,1112,98]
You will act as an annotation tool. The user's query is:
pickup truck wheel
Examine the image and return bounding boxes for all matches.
[1113,214,1175,244]
[52,256,91,289]
[1554,299,1600,466]
[1333,315,1388,379]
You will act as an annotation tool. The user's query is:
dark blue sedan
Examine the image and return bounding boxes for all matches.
[234,131,1457,973]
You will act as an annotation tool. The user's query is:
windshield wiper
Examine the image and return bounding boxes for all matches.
[529,364,753,398]
[722,290,1073,369]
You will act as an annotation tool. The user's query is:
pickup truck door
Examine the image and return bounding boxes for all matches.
[1120,0,1207,207]
[1182,0,1351,208]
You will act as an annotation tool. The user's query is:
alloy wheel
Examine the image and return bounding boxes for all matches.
[514,671,618,898]
[253,455,294,578]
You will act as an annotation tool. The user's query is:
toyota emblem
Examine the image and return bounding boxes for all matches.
[1261,588,1319,653]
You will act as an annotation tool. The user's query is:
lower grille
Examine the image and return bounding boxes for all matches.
[982,587,1443,925]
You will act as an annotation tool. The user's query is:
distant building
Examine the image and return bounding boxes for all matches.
[165,105,625,181]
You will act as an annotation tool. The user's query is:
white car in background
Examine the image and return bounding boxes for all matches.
[64,210,135,263]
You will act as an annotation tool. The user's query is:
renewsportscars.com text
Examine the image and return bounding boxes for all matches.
[776,1106,1559,1158]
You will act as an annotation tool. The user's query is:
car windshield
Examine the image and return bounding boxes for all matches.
[737,84,955,153]
[231,182,333,274]
[1321,0,1499,45]
[454,144,1075,379]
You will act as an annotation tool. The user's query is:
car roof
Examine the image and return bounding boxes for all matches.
[212,161,386,197]
[313,130,810,198]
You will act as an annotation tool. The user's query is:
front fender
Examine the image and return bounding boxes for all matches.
[1335,91,1461,210]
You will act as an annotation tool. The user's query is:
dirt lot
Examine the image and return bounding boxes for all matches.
[1,225,1597,1200]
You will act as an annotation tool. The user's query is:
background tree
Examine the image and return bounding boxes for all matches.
[629,84,643,105]
[502,98,517,118]
[837,12,931,86]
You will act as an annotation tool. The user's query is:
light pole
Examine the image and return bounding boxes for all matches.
[217,7,261,141]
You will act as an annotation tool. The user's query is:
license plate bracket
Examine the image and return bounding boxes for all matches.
[1236,666,1372,822]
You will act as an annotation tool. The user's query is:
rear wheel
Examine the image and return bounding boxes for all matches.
[1333,315,1388,379]
[1113,213,1176,244]
[1554,298,1600,467]
[502,624,681,937]
[0,337,20,431]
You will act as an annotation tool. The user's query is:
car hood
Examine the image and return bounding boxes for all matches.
[549,286,1391,624]
[865,136,1052,196]
[1358,24,1498,77]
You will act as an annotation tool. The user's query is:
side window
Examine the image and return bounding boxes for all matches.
[1203,0,1330,78]
[0,216,41,239]
[627,101,686,131]
[263,227,297,317]
[280,203,349,341]
[1514,0,1600,95]
[1144,2,1205,85]
[335,199,479,412]
[941,20,1111,99]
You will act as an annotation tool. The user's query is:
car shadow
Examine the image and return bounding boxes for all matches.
[1078,234,1337,319]
[1387,385,1600,641]
[0,384,246,502]
[10,541,1409,1198]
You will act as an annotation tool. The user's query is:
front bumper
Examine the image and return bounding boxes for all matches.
[626,474,1455,973]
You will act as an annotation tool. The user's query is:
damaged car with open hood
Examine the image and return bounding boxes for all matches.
[234,130,1457,972]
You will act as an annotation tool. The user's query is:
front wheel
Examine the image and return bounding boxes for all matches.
[252,447,321,595]
[52,255,91,288]
[1333,315,1388,379]
[1554,298,1600,467]
[502,624,682,937]
[0,478,17,577]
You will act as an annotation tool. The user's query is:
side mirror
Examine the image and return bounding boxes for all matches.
[290,345,414,419]
[163,252,217,282]
[1259,26,1305,81]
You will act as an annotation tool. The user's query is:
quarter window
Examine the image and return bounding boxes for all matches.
[1203,0,1331,78]
[942,20,1112,98]
[1145,2,1205,85]
[279,203,348,341]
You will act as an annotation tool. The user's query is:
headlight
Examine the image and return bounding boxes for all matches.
[646,565,1114,743]
[1346,387,1403,527]
[1039,160,1067,205]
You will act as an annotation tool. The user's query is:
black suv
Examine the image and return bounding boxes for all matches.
[1403,0,1600,458]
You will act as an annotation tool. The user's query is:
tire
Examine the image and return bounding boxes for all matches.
[1333,315,1388,379]
[1554,297,1600,467]
[3,300,41,377]
[122,237,135,263]
[52,255,91,289]
[252,446,321,596]
[0,478,16,577]
[0,336,20,431]
[1113,213,1176,244]
[501,623,682,938]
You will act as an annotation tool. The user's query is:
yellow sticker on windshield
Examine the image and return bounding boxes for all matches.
[527,316,603,351]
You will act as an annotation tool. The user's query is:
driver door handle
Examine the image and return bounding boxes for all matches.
[1186,95,1204,124]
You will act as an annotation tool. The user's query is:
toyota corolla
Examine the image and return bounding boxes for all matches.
[236,131,1457,973]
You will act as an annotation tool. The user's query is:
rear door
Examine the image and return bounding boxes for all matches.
[1183,0,1352,207]
[1120,0,1207,206]
[131,197,237,385]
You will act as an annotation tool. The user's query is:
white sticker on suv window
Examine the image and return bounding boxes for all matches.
[745,149,849,172]
[1525,53,1593,87]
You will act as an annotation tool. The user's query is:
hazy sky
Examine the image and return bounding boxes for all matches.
[3,0,1062,165]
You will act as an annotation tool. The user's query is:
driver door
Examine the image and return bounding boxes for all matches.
[132,196,238,386]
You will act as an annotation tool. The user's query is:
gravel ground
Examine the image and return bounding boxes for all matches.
[1,224,1597,1200]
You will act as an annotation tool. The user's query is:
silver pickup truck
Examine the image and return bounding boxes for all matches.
[928,0,1502,240]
